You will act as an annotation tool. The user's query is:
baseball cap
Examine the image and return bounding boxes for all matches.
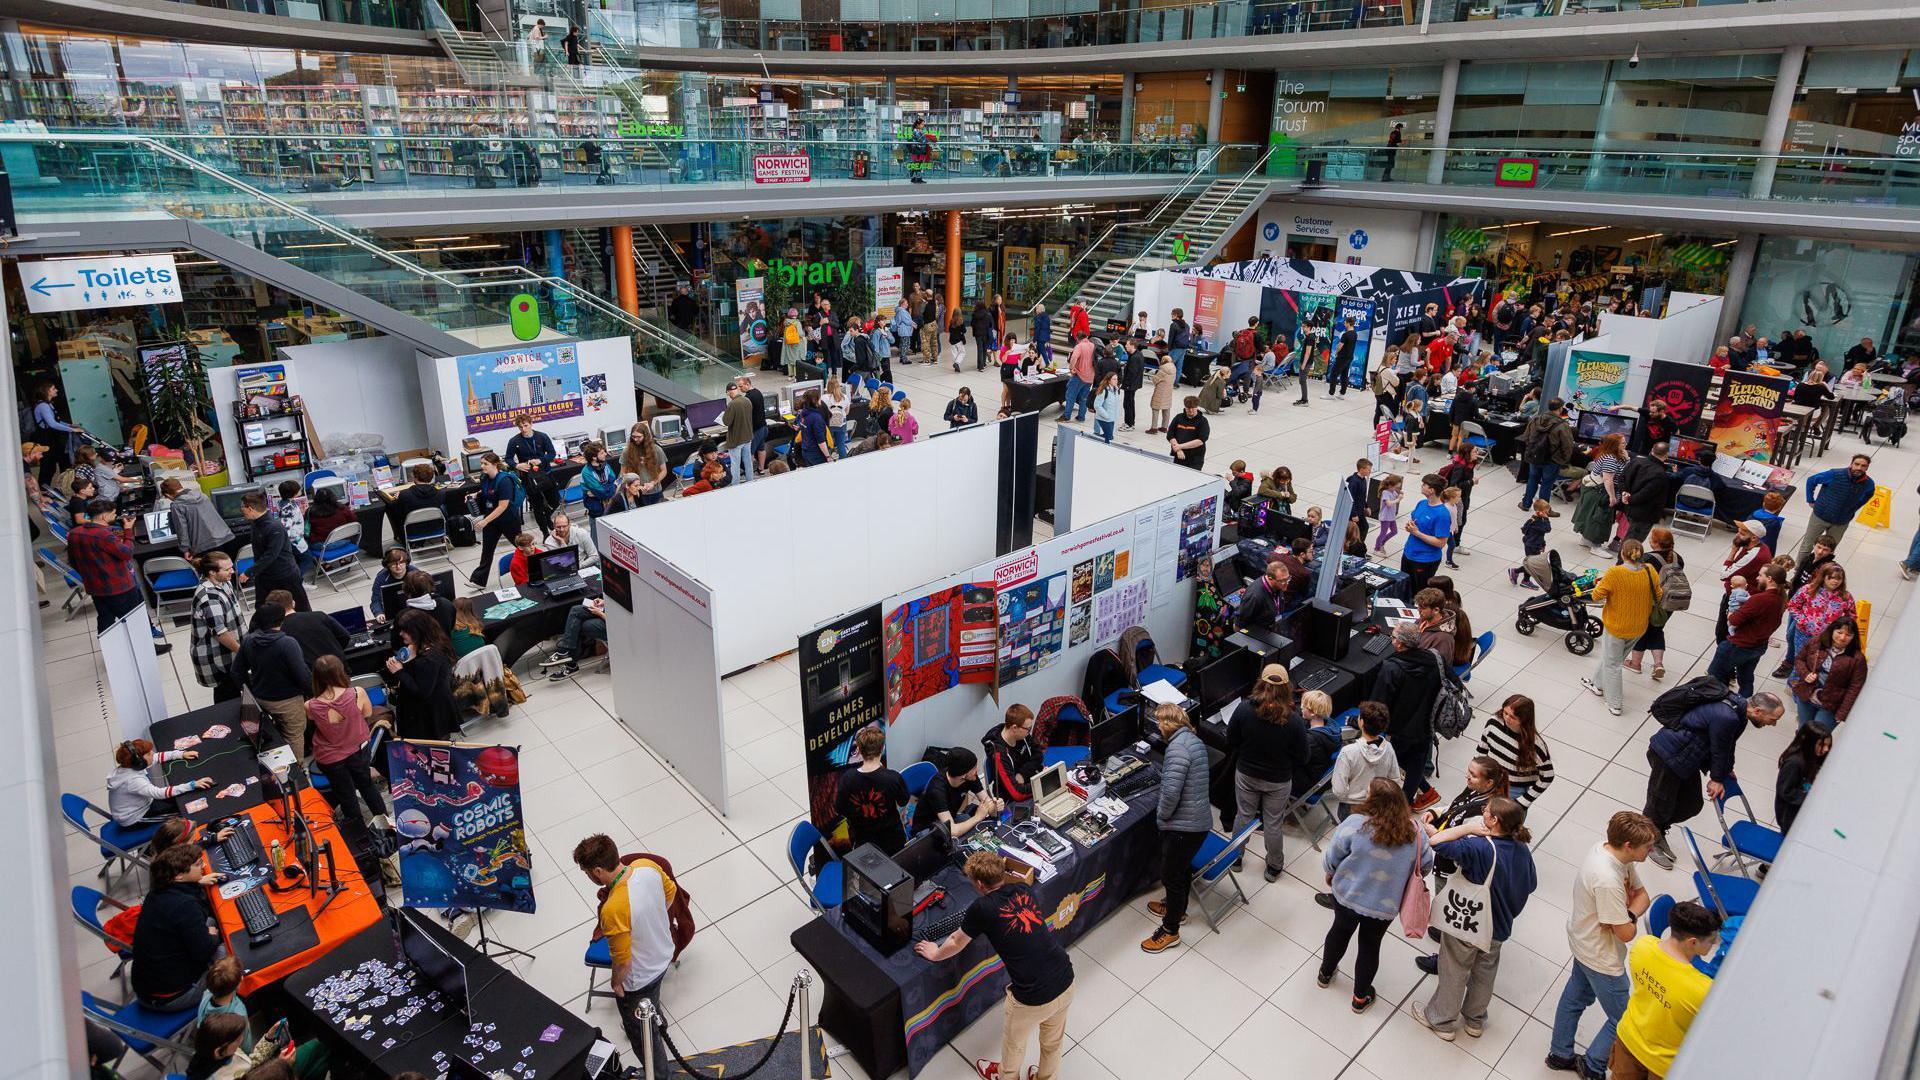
[1740,518,1769,536]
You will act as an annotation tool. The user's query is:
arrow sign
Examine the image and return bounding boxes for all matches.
[19,253,181,314]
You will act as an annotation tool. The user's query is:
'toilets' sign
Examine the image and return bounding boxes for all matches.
[20,254,181,314]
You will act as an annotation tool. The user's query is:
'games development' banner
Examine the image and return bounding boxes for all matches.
[799,605,885,830]
[1708,371,1791,461]
[387,741,535,912]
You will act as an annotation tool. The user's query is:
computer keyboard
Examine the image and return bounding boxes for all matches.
[213,818,265,873]
[1108,768,1159,801]
[236,888,280,939]
[916,908,966,943]
[1297,668,1339,692]
[1362,634,1391,656]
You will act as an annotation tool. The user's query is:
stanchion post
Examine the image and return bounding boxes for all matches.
[795,971,814,1080]
[635,999,658,1080]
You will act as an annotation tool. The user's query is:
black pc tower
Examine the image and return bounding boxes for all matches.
[842,844,913,954]
[1300,598,1356,662]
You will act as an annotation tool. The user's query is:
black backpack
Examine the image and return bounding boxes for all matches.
[1522,418,1555,464]
[1650,675,1730,728]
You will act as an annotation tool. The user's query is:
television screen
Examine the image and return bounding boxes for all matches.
[683,399,728,431]
[1575,409,1635,444]
[1669,435,1714,466]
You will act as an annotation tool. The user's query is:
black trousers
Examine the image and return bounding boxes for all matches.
[1122,387,1137,427]
[1402,554,1439,598]
[1320,900,1393,998]
[975,337,992,371]
[317,746,388,829]
[618,971,670,1071]
[471,515,522,584]
[1158,829,1208,934]
[1642,748,1701,834]
[94,588,146,635]
[521,471,559,528]
[253,572,310,613]
[1392,728,1432,801]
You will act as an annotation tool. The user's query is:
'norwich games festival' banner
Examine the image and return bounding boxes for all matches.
[457,343,582,434]
[387,741,535,912]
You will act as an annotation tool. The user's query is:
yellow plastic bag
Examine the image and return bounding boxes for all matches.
[1858,484,1894,530]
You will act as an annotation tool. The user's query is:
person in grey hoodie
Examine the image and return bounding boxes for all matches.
[1144,703,1213,953]
[161,477,236,559]
[1329,702,1403,817]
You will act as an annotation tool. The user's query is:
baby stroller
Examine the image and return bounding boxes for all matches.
[1514,549,1603,655]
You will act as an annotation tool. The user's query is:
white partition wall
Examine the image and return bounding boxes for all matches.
[1057,429,1220,534]
[1582,293,1724,406]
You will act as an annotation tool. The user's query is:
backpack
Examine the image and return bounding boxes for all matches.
[1233,327,1257,360]
[1521,418,1554,464]
[1650,675,1729,729]
[1427,649,1473,739]
[1656,556,1692,613]
[783,320,802,346]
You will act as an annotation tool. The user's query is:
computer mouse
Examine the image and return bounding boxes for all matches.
[249,930,273,948]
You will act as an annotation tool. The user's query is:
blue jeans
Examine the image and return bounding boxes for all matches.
[1550,959,1631,1074]
[1093,419,1115,443]
[1794,696,1837,730]
[726,443,753,484]
[1905,524,1920,572]
[1521,462,1560,508]
[1063,375,1091,420]
[1784,622,1807,670]
[1707,640,1766,697]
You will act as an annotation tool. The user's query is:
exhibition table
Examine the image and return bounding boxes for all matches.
[1417,408,1525,465]
[343,577,603,676]
[792,775,1163,1079]
[285,917,599,1079]
[1006,373,1071,418]
[362,462,586,556]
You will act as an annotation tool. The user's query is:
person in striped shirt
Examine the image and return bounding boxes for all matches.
[1476,694,1555,806]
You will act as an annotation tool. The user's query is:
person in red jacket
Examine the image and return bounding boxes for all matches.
[506,531,540,585]
[1706,564,1786,696]
[1790,615,1866,730]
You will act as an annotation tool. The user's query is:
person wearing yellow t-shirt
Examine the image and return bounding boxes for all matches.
[1612,899,1723,1079]
[574,833,677,1068]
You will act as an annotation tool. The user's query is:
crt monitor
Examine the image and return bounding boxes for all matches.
[650,414,685,442]
[211,483,261,521]
[529,545,579,582]
[462,450,492,475]
[397,910,471,1022]
[1091,705,1139,762]
[1195,647,1262,715]
[1575,409,1636,444]
[310,476,349,505]
[683,398,728,431]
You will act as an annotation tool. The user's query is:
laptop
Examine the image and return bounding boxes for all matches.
[531,546,586,597]
[330,606,384,649]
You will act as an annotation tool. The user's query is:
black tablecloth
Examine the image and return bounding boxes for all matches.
[362,463,585,556]
[1419,407,1525,465]
[151,698,305,825]
[344,578,602,677]
[793,779,1163,1078]
[1007,375,1071,418]
[284,917,599,1079]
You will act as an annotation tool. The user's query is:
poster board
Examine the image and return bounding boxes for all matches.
[736,276,768,366]
[1709,371,1791,461]
[385,741,535,912]
[1645,359,1714,437]
[455,343,583,434]
[1567,349,1632,410]
[799,604,885,830]
[1192,277,1227,345]
[884,582,998,721]
[1334,296,1375,389]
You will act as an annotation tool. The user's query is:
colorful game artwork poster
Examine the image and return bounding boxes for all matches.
[1071,560,1095,605]
[1094,551,1116,593]
[1644,359,1713,437]
[1293,293,1339,376]
[456,342,583,434]
[1068,602,1092,647]
[883,584,997,722]
[386,741,535,913]
[1708,371,1791,462]
[799,604,884,829]
[1333,296,1375,390]
[1175,496,1218,582]
[1567,349,1631,410]
[735,276,768,367]
[997,571,1069,686]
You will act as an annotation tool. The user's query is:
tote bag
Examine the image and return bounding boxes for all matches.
[1434,837,1497,951]
[1399,832,1432,939]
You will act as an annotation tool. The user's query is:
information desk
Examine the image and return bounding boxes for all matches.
[284,917,599,1079]
[1006,373,1071,418]
[344,577,605,676]
[792,771,1163,1079]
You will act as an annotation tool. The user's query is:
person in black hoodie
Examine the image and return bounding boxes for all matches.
[970,299,995,372]
[232,601,313,757]
[1372,624,1445,809]
[401,569,456,636]
[1229,665,1310,881]
[387,462,446,538]
[130,844,224,1011]
[238,489,308,612]
[1614,442,1672,543]
[982,704,1043,802]
[261,587,349,669]
[385,608,462,741]
[1121,338,1147,430]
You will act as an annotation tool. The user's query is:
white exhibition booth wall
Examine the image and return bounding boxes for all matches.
[1131,269,1264,351]
[1559,292,1723,407]
[593,425,1221,817]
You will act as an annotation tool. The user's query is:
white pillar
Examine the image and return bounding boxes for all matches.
[1206,67,1225,145]
[1425,58,1460,185]
[1121,76,1136,139]
[1414,211,1441,272]
[1750,45,1807,199]
[1714,233,1763,344]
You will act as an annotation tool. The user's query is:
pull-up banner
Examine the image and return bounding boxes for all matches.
[1644,359,1714,437]
[387,741,535,912]
[1709,371,1790,461]
[799,604,885,830]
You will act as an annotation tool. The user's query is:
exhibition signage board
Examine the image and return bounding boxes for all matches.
[1567,349,1632,410]
[386,740,536,913]
[1709,371,1791,461]
[799,604,886,830]
[1192,278,1227,343]
[21,253,180,313]
[1334,296,1375,389]
[876,266,904,316]
[1495,158,1540,187]
[753,152,812,184]
[736,276,768,366]
[884,583,998,723]
[1645,359,1714,436]
[456,342,582,434]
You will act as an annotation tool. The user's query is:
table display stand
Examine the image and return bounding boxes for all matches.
[470,908,535,962]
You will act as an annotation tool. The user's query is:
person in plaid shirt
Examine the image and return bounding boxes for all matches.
[190,552,243,702]
[67,497,173,653]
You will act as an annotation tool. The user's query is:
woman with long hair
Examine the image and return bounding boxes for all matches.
[1582,538,1659,717]
[1784,562,1855,675]
[384,608,460,740]
[1228,665,1309,882]
[1475,695,1554,805]
[1319,778,1432,1013]
[1143,704,1213,953]
[1574,432,1630,555]
[947,304,969,372]
[1790,614,1867,730]
[1775,725,1832,833]
[451,596,487,658]
[1091,371,1122,444]
[619,425,668,505]
[1259,465,1296,514]
[305,654,388,829]
[1625,526,1682,680]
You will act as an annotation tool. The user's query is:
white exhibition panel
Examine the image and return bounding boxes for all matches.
[1589,293,1723,406]
[885,474,1226,771]
[594,517,730,815]
[1131,270,1263,345]
[605,421,1003,675]
[1065,431,1222,534]
[208,335,428,472]
[415,335,638,457]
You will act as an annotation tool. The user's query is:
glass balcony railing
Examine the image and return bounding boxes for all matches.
[1,132,741,396]
[151,0,426,31]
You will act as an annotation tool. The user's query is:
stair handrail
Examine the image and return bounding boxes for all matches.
[1076,143,1277,321]
[1030,143,1225,315]
[13,131,727,367]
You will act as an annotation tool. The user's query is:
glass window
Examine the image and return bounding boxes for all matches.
[1596,53,1779,154]
[1740,235,1920,360]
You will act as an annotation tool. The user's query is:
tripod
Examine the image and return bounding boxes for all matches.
[469,909,534,962]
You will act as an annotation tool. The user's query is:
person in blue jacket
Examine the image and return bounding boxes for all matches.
[1797,453,1877,559]
[1640,690,1785,869]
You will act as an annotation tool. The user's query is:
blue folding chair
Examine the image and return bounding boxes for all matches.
[1287,768,1341,850]
[301,468,338,493]
[315,523,366,587]
[1711,778,1783,878]
[71,886,135,995]
[1457,421,1496,457]
[902,760,937,797]
[1189,819,1260,931]
[1647,893,1674,937]
[38,546,88,619]
[1131,633,1187,692]
[584,936,617,1004]
[787,821,843,911]
[1455,631,1495,681]
[1684,827,1759,920]
[60,794,158,881]
[80,991,196,1073]
[496,551,515,584]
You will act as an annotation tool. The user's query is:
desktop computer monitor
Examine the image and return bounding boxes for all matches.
[431,569,456,600]
[380,582,407,620]
[529,545,579,583]
[650,414,685,443]
[1575,409,1636,444]
[462,450,492,476]
[683,398,728,432]
[397,910,471,1022]
[310,476,348,505]
[1333,579,1370,621]
[1091,705,1139,762]
[1670,434,1714,466]
[602,426,630,449]
[140,510,174,542]
[1268,513,1312,547]
[894,828,948,884]
[211,484,261,522]
[1195,647,1261,716]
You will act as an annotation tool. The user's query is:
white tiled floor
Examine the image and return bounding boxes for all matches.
[55,356,1916,1080]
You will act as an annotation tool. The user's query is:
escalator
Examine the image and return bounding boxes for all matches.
[6,131,744,405]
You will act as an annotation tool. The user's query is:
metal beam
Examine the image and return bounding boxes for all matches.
[0,0,438,54]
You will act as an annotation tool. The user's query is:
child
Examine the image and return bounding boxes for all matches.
[275,479,313,573]
[889,396,920,444]
[1372,475,1403,553]
[506,531,539,585]
[1725,574,1751,616]
[1509,498,1551,588]
[1399,397,1425,464]
[1225,460,1254,512]
[196,956,252,1050]
[1305,506,1329,555]
[1753,490,1787,554]
[1441,485,1465,570]
[370,547,412,622]
[1329,702,1401,820]
[681,459,727,496]
[1300,690,1342,790]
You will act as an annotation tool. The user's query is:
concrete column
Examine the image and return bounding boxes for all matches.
[946,209,963,315]
[1425,57,1460,185]
[1120,76,1136,140]
[1414,211,1440,273]
[1206,67,1225,144]
[611,224,639,315]
[1750,45,1807,200]
[884,75,895,106]
[1714,233,1762,345]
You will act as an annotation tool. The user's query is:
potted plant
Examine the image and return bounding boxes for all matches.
[143,334,220,481]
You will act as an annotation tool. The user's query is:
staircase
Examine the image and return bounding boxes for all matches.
[1048,173,1270,352]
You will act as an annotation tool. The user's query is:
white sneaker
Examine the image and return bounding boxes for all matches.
[1581,678,1604,698]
